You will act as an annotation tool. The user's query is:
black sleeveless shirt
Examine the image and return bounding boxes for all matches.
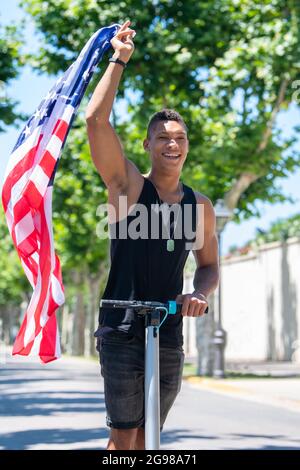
[94,176,197,347]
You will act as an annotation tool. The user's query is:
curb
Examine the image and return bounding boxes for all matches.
[184,376,300,413]
[185,376,252,395]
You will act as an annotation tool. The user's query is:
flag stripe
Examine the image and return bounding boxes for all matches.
[3,127,42,182]
[39,151,59,179]
[53,119,69,141]
[2,140,42,212]
[14,211,35,247]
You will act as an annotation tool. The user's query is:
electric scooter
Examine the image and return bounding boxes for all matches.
[100,298,208,450]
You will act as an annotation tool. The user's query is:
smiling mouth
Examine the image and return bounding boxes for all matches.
[162,153,181,160]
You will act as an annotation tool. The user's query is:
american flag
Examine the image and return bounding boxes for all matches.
[1,24,120,363]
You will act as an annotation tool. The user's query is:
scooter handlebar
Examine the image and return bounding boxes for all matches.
[100,299,208,315]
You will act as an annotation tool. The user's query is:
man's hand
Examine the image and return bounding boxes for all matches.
[110,20,136,63]
[176,292,208,317]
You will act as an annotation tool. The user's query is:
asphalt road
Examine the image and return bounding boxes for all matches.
[1,352,300,450]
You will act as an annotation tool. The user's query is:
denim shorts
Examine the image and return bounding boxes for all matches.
[96,330,185,430]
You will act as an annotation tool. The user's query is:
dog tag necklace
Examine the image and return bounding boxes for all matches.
[156,183,183,252]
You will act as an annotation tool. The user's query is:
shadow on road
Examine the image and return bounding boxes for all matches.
[0,358,108,449]
[161,429,300,450]
[0,427,108,450]
[0,390,105,417]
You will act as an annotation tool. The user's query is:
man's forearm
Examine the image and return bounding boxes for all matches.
[193,264,219,298]
[85,51,127,123]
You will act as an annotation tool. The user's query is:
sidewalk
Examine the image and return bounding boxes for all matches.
[226,360,300,377]
[184,359,300,413]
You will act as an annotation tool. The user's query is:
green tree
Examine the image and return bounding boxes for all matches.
[226,212,300,258]
[254,213,300,244]
[11,0,300,366]
[20,0,300,219]
[0,21,24,131]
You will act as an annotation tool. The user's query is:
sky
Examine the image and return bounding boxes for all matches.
[1,0,300,255]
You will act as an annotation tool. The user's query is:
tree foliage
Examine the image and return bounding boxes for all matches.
[0,20,24,131]
[20,0,300,219]
[0,211,30,306]
[255,213,300,243]
[226,212,300,258]
[2,1,300,355]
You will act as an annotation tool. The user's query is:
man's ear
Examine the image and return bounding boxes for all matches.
[143,138,149,151]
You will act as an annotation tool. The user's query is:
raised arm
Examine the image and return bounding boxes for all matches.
[85,20,142,192]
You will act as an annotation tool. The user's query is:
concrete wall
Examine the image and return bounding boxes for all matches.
[183,237,300,363]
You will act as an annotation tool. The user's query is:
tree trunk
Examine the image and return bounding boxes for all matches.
[86,266,107,357]
[60,302,69,354]
[224,76,290,211]
[72,270,86,356]
[86,273,101,357]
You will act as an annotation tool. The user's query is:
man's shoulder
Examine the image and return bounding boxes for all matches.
[191,190,216,226]
[192,189,213,208]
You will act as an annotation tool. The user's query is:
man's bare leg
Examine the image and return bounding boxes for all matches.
[134,427,145,450]
[107,428,138,450]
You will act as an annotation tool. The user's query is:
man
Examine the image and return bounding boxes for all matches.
[86,20,219,450]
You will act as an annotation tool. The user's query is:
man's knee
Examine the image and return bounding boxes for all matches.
[108,428,139,450]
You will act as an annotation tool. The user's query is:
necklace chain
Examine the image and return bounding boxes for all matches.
[155,182,183,252]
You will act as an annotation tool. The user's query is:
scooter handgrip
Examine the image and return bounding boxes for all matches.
[176,303,209,314]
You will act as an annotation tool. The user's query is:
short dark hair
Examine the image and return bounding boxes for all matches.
[146,108,188,139]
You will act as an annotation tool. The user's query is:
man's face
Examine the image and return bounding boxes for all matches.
[143,120,189,172]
